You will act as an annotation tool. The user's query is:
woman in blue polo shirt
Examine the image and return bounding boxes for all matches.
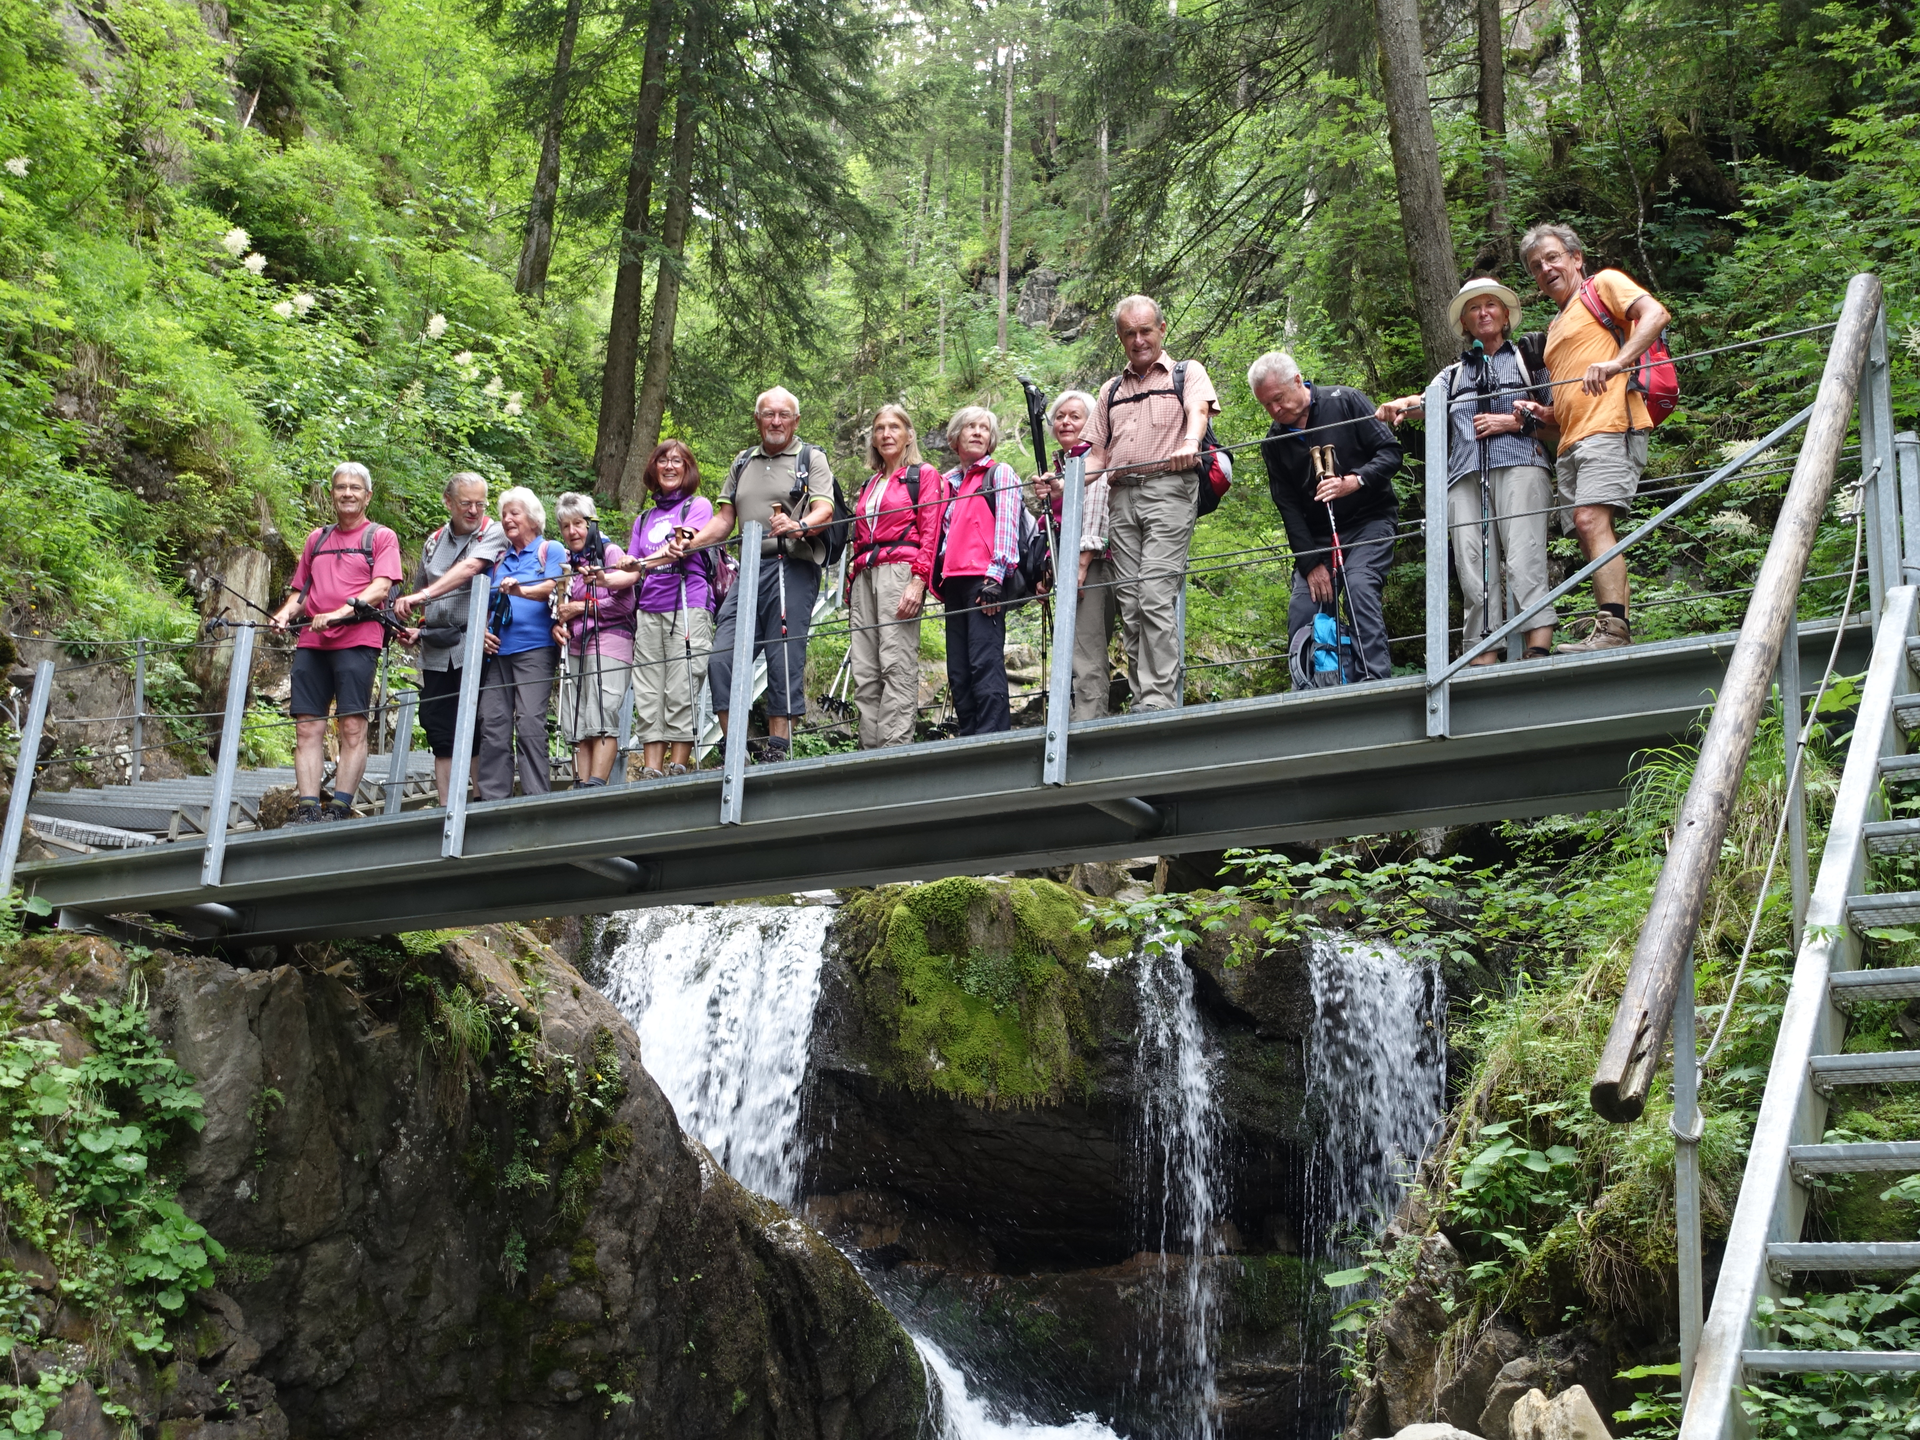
[477,486,565,799]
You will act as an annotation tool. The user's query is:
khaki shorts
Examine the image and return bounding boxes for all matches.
[1557,431,1649,527]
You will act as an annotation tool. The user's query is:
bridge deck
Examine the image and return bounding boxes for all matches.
[19,619,1867,944]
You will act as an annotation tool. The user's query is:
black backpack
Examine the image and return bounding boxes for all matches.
[729,442,853,566]
[1101,359,1234,517]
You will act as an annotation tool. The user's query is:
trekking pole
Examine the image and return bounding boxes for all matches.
[1472,339,1495,642]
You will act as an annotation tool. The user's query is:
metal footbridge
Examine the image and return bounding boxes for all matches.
[1,275,1907,960]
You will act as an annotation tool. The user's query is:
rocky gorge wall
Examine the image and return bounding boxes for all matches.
[0,925,926,1439]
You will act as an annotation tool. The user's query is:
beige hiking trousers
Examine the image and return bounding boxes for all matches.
[850,562,923,748]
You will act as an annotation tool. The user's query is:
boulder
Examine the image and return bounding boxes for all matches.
[1510,1385,1611,1440]
[1394,1426,1488,1440]
[1478,1357,1552,1440]
[1438,1322,1527,1431]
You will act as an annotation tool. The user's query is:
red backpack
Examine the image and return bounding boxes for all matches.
[1578,276,1679,425]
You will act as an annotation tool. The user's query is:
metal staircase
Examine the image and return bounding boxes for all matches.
[1682,585,1920,1433]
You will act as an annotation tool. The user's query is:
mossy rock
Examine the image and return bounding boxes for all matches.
[841,876,1102,1107]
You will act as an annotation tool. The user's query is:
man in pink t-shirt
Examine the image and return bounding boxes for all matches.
[270,463,404,824]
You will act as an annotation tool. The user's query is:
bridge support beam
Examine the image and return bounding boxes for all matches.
[1042,455,1085,786]
[442,575,490,857]
[200,623,254,887]
[1089,797,1164,837]
[0,660,54,895]
[720,523,764,826]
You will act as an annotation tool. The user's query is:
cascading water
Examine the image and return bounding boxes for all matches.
[1129,943,1222,1440]
[1303,931,1448,1232]
[598,903,1123,1440]
[596,904,830,1203]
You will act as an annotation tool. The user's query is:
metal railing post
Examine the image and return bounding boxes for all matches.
[1673,949,1704,1405]
[441,575,490,857]
[1778,618,1808,949]
[1422,374,1451,738]
[1866,307,1899,620]
[200,624,254,886]
[1898,431,1920,581]
[1043,454,1085,786]
[1173,570,1187,709]
[131,638,145,785]
[383,690,417,816]
[720,526,764,826]
[0,661,54,896]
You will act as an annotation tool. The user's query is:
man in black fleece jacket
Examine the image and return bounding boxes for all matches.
[1250,351,1403,681]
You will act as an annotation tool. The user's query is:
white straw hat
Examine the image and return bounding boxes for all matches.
[1448,277,1523,334]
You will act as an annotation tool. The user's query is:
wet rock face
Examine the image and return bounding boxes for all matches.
[4,930,925,1440]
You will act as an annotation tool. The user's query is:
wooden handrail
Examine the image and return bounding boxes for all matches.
[1590,272,1885,1123]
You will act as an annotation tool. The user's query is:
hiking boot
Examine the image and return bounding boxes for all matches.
[1554,613,1631,653]
[747,737,791,765]
[325,800,353,822]
[289,801,326,826]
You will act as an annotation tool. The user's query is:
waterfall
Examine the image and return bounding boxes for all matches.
[1130,944,1222,1440]
[598,903,1122,1440]
[1304,931,1448,1231]
[597,904,831,1203]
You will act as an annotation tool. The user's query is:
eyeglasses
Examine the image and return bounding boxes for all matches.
[758,409,796,421]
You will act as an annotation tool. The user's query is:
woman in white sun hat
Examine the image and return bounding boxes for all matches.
[1376,275,1558,663]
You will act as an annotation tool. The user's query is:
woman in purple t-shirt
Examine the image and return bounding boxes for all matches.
[619,440,715,777]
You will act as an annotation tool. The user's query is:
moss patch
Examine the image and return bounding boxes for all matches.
[842,877,1101,1106]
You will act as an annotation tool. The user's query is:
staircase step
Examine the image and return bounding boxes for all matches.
[1790,1141,1920,1180]
[1877,753,1920,786]
[1832,967,1920,1008]
[1768,1242,1920,1271]
[1898,694,1920,736]
[1811,1051,1920,1089]
[1745,1350,1920,1374]
[1847,892,1920,930]
[1865,818,1920,856]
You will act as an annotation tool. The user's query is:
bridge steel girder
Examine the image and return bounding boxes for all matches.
[22,621,1868,944]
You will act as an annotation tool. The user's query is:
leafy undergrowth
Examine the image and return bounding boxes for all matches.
[0,968,219,1433]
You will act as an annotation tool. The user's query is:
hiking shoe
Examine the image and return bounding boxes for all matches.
[665,762,689,777]
[641,766,666,780]
[1554,613,1631,653]
[289,802,325,826]
[325,801,352,822]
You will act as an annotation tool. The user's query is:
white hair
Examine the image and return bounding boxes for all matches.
[1520,222,1585,264]
[554,491,597,526]
[1111,294,1164,328]
[755,386,800,417]
[1246,352,1301,395]
[497,485,546,533]
[946,405,1001,452]
[1045,390,1096,432]
[330,461,372,494]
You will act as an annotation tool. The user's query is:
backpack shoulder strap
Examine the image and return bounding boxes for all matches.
[1578,276,1626,342]
[1172,359,1188,401]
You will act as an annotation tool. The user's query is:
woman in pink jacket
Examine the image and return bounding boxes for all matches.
[921,406,1022,736]
[848,404,942,748]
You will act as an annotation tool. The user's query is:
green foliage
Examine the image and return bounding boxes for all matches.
[1613,1363,1683,1439]
[844,876,1099,1106]
[0,979,220,1429]
[1745,1277,1920,1439]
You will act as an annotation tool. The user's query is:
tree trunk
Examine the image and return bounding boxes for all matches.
[1475,0,1511,265]
[996,51,1014,352]
[1096,118,1109,221]
[514,0,585,297]
[590,0,676,496]
[623,12,707,507]
[1373,0,1460,374]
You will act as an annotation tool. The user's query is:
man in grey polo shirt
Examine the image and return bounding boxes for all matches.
[672,387,834,764]
[394,471,507,802]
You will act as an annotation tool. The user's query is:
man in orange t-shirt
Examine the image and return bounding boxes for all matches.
[1513,222,1672,652]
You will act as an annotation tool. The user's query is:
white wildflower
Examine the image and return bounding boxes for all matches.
[220,227,249,257]
[1705,508,1760,539]
[483,376,503,398]
[3,157,29,179]
[451,350,474,366]
[292,292,316,315]
[399,379,425,406]
[426,312,448,339]
[1903,323,1920,361]
[271,300,294,318]
[242,252,268,275]
[503,392,524,417]
[1716,438,1778,469]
